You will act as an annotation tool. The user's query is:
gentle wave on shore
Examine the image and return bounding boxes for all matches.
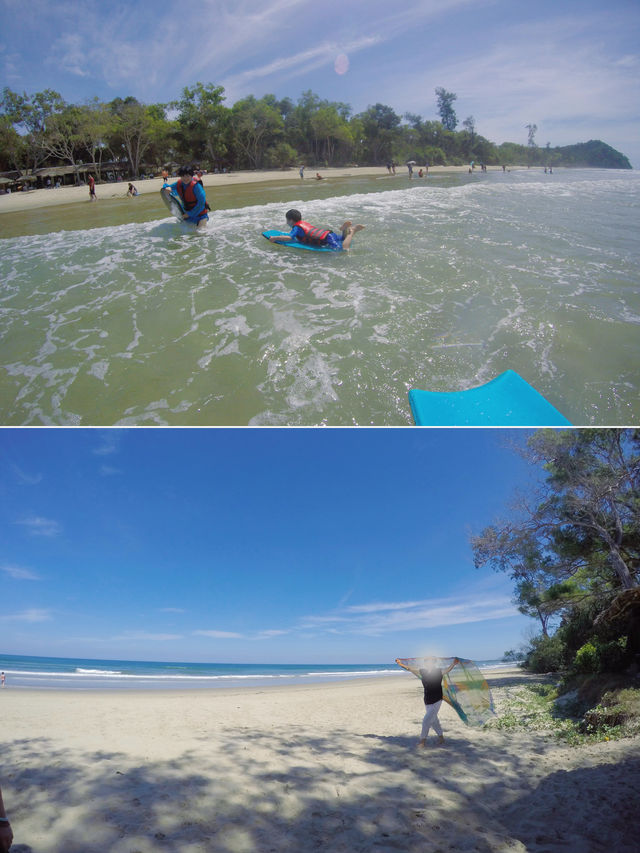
[0,654,518,690]
[1,168,637,425]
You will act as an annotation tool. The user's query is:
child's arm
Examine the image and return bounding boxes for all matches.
[269,234,294,243]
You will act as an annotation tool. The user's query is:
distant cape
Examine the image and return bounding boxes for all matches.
[549,140,632,169]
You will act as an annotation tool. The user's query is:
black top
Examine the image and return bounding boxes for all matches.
[419,667,443,705]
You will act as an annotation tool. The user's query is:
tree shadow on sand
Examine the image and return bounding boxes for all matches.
[2,724,637,853]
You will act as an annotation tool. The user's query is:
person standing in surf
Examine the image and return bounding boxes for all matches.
[88,174,97,201]
[164,166,209,228]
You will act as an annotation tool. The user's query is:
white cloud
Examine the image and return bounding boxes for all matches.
[1,564,41,581]
[14,516,61,537]
[299,591,518,636]
[221,35,382,95]
[394,12,640,152]
[100,465,122,476]
[193,629,245,639]
[1,608,52,622]
[92,431,122,456]
[11,464,43,485]
[112,631,183,641]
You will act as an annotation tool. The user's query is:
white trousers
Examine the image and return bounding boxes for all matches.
[421,700,443,738]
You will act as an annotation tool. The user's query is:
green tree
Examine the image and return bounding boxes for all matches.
[356,103,401,163]
[1,87,66,172]
[107,98,158,178]
[40,104,86,183]
[435,87,458,131]
[173,82,228,166]
[77,99,117,181]
[229,95,283,169]
[473,429,640,669]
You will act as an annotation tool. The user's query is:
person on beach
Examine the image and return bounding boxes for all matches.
[268,209,365,251]
[0,672,4,687]
[397,656,459,747]
[299,165,305,179]
[162,168,169,183]
[418,657,458,746]
[0,786,12,851]
[164,166,209,228]
[127,183,138,197]
[88,174,96,201]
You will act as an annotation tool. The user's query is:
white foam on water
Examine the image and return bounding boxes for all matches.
[1,170,639,424]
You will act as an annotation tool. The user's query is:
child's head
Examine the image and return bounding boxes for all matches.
[286,208,302,226]
[178,166,194,183]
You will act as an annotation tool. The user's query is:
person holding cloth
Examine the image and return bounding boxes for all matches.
[397,656,459,747]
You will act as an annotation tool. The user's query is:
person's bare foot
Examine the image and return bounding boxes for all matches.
[417,738,426,749]
[349,224,365,234]
[340,220,352,231]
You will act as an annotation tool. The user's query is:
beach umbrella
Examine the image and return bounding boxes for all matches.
[406,160,417,165]
[0,177,12,184]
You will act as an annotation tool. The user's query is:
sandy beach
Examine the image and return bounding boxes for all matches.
[1,667,639,852]
[0,165,503,215]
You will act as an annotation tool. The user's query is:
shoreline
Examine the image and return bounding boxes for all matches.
[2,666,638,851]
[0,663,525,693]
[0,164,508,215]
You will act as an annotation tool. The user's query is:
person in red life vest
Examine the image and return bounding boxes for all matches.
[269,209,364,251]
[88,174,97,201]
[164,166,209,227]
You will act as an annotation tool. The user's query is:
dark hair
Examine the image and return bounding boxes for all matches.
[178,166,194,177]
[286,209,302,223]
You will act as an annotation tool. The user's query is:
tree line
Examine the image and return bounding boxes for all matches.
[472,429,639,676]
[0,83,631,181]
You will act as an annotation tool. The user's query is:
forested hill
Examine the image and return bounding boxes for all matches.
[499,139,633,169]
[558,140,632,169]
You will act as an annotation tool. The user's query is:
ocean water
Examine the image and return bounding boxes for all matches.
[0,168,638,425]
[0,653,516,690]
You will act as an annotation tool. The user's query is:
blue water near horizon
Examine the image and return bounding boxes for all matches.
[0,653,519,690]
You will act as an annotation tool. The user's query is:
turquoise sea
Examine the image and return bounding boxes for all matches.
[0,168,638,425]
[0,653,514,690]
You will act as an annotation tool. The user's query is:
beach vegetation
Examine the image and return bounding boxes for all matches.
[473,429,640,680]
[487,677,640,745]
[435,87,458,132]
[0,85,632,182]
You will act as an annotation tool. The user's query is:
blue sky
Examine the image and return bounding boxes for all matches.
[1,0,639,166]
[1,428,542,664]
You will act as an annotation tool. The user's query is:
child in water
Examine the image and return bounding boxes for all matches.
[269,209,364,251]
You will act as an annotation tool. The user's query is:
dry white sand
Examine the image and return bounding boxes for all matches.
[1,668,638,852]
[0,165,505,215]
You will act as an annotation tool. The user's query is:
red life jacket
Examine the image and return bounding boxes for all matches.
[175,178,200,211]
[295,220,330,245]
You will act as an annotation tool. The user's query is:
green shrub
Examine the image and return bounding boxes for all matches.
[571,636,628,674]
[574,642,599,673]
[524,633,567,672]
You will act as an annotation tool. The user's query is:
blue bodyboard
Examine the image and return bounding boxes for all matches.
[262,230,336,253]
[409,370,571,426]
[160,187,185,222]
